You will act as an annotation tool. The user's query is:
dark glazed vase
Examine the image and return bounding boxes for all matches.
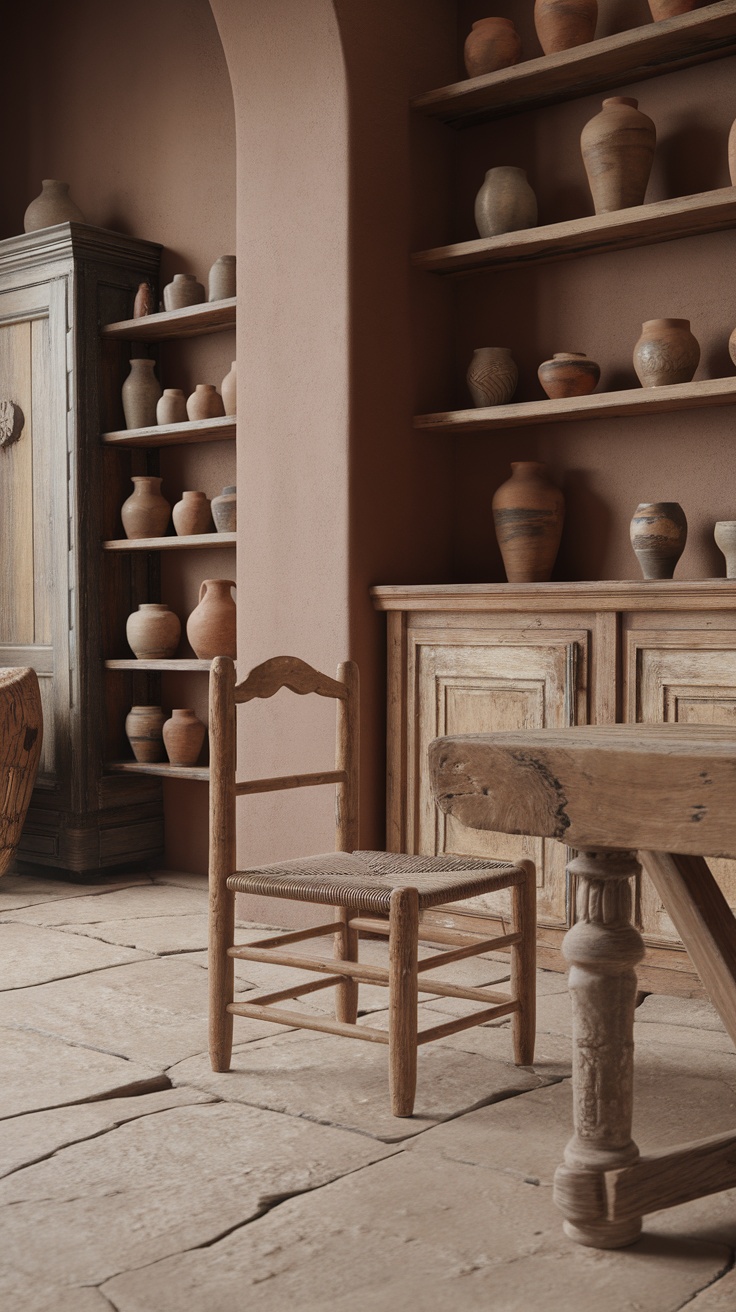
[492,462,565,582]
[630,502,687,579]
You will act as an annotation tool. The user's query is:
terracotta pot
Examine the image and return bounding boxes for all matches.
[633,318,700,388]
[537,352,600,399]
[186,384,225,421]
[163,273,205,311]
[121,476,171,540]
[475,166,538,238]
[728,325,736,370]
[221,361,237,416]
[630,502,687,579]
[186,579,236,659]
[463,18,522,77]
[133,282,155,319]
[209,255,236,301]
[580,97,656,214]
[125,705,166,763]
[466,348,518,408]
[121,358,162,430]
[492,462,565,583]
[24,180,85,232]
[648,0,703,18]
[534,0,597,54]
[172,491,213,536]
[126,603,181,659]
[156,388,187,426]
[211,486,237,533]
[729,118,736,186]
[163,709,207,766]
[715,522,736,579]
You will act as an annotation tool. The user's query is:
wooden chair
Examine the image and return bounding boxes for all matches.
[208,654,537,1117]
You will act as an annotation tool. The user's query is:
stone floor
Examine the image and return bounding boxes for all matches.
[2,869,735,1312]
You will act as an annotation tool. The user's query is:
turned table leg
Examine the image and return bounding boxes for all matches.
[553,849,646,1249]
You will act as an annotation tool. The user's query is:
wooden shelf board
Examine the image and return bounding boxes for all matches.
[105,659,213,672]
[412,3,736,125]
[108,760,209,782]
[101,298,236,340]
[101,416,236,447]
[103,532,235,551]
[370,580,736,613]
[415,376,736,433]
[413,188,736,275]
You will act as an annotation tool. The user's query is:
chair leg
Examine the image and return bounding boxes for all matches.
[334,905,359,1024]
[388,886,419,1117]
[209,883,235,1072]
[511,858,537,1066]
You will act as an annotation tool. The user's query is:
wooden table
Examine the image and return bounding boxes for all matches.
[430,724,736,1249]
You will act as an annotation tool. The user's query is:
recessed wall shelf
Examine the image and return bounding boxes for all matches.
[101,297,236,341]
[103,532,236,552]
[101,416,236,447]
[108,760,210,782]
[105,659,213,672]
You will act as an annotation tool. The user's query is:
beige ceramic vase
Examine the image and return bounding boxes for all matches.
[475,167,538,238]
[186,579,236,659]
[211,486,237,533]
[581,97,656,214]
[122,358,161,429]
[537,352,600,398]
[126,603,181,659]
[463,18,522,77]
[172,491,213,536]
[467,348,518,407]
[715,522,736,578]
[630,503,687,579]
[492,462,565,583]
[186,384,225,421]
[125,705,166,763]
[24,180,85,232]
[156,389,188,426]
[648,0,702,18]
[163,709,207,766]
[163,273,205,311]
[633,319,700,387]
[208,255,236,301]
[534,0,597,54]
[121,476,171,540]
[221,362,236,416]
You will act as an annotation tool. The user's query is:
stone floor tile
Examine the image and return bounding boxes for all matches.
[636,993,727,1033]
[0,872,151,913]
[0,1266,111,1312]
[0,1026,165,1119]
[151,871,209,891]
[0,921,151,990]
[6,883,207,927]
[684,1269,736,1309]
[634,1020,735,1055]
[57,912,210,955]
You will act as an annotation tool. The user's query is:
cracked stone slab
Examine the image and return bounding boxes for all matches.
[152,871,209,891]
[0,1266,112,1312]
[685,1269,736,1309]
[0,1026,165,1119]
[636,993,727,1033]
[0,921,151,989]
[0,1102,395,1290]
[56,912,210,955]
[0,873,151,913]
[6,883,208,927]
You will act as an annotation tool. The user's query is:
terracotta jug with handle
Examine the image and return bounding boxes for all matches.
[186,579,236,659]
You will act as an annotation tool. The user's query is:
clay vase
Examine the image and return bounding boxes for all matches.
[714,522,736,579]
[221,361,237,416]
[475,167,538,238]
[648,0,702,18]
[23,180,85,232]
[163,273,206,311]
[126,603,181,659]
[156,388,188,426]
[163,709,207,767]
[492,462,565,583]
[466,348,518,408]
[633,319,700,388]
[186,579,236,659]
[172,491,213,536]
[121,476,171,540]
[534,0,597,54]
[729,118,736,186]
[186,384,225,421]
[208,255,236,301]
[728,325,736,370]
[121,358,162,430]
[537,352,600,399]
[211,486,237,533]
[630,503,687,579]
[580,98,656,214]
[463,18,522,77]
[133,282,155,319]
[125,705,166,764]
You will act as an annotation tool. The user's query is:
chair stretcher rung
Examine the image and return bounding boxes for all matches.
[228,942,389,984]
[227,1000,389,1044]
[420,979,513,1004]
[235,769,346,796]
[247,975,343,1006]
[417,1000,520,1045]
[416,931,520,973]
[245,921,340,949]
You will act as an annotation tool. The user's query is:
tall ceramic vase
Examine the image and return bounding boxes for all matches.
[186,579,236,659]
[580,98,656,214]
[467,348,518,407]
[630,503,687,579]
[534,0,597,54]
[122,358,161,429]
[474,167,538,238]
[492,462,565,583]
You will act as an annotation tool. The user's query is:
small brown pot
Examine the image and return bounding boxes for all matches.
[537,352,600,399]
[221,361,236,416]
[172,491,213,536]
[125,705,166,763]
[163,273,205,311]
[714,522,736,579]
[156,389,187,426]
[208,255,236,301]
[186,384,225,421]
[647,0,703,18]
[466,348,518,408]
[630,502,687,579]
[492,462,565,583]
[121,476,171,540]
[126,603,181,660]
[463,18,522,78]
[121,358,161,430]
[24,179,85,232]
[133,282,155,319]
[186,579,236,659]
[580,97,656,214]
[475,166,538,238]
[633,318,700,388]
[534,0,597,54]
[211,486,237,533]
[163,709,207,766]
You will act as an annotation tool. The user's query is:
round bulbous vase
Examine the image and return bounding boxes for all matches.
[463,18,522,77]
[633,318,700,388]
[715,522,736,579]
[630,503,687,580]
[221,361,236,416]
[211,486,237,533]
[163,709,207,767]
[492,462,565,583]
[538,352,600,399]
[580,97,656,214]
[24,180,85,232]
[728,325,736,370]
[125,705,166,764]
[186,384,225,421]
[648,0,702,19]
[534,0,597,54]
[121,476,171,540]
[156,388,187,426]
[466,348,518,408]
[474,166,538,239]
[186,579,236,659]
[163,273,206,311]
[208,255,236,301]
[126,603,181,660]
[122,358,161,430]
[172,491,213,536]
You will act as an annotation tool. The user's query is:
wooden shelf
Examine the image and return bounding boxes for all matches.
[108,760,209,782]
[412,3,736,126]
[103,532,235,552]
[101,298,236,341]
[415,375,736,433]
[105,659,213,672]
[413,188,736,275]
[101,416,236,448]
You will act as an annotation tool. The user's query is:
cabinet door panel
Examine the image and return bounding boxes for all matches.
[0,319,34,643]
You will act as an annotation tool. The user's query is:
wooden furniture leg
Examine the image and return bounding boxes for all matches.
[511,858,536,1065]
[389,886,419,1117]
[334,905,359,1024]
[208,655,236,1072]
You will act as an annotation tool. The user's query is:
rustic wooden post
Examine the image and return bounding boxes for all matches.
[334,660,360,1025]
[389,885,419,1117]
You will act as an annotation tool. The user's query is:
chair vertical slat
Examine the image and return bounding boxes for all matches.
[208,655,237,1072]
[335,660,361,1023]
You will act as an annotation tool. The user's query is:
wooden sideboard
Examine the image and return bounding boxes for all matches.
[371,581,736,995]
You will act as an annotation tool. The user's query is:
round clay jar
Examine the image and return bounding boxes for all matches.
[534,0,597,55]
[629,502,688,579]
[474,166,538,238]
[537,352,601,399]
[648,0,701,18]
[121,476,171,540]
[466,348,518,408]
[126,603,181,659]
[156,389,187,426]
[463,18,522,78]
[211,486,237,533]
[163,709,207,766]
[125,705,166,763]
[633,319,700,388]
[172,491,213,536]
[186,384,225,421]
[162,273,206,311]
[24,179,85,232]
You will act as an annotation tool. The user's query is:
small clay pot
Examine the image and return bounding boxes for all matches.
[492,462,565,583]
[211,486,237,533]
[121,358,162,430]
[714,522,736,579]
[186,579,236,659]
[133,282,155,319]
[581,97,656,215]
[221,361,236,416]
[126,603,181,660]
[208,255,236,301]
[648,0,702,18]
[537,352,600,399]
[633,319,700,388]
[466,348,518,408]
[125,705,166,764]
[121,476,171,540]
[630,502,687,579]
[186,384,225,421]
[463,18,522,78]
[163,709,207,767]
[534,0,597,54]
[163,273,206,312]
[156,389,188,426]
[172,491,213,536]
[24,180,85,232]
[475,166,538,239]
